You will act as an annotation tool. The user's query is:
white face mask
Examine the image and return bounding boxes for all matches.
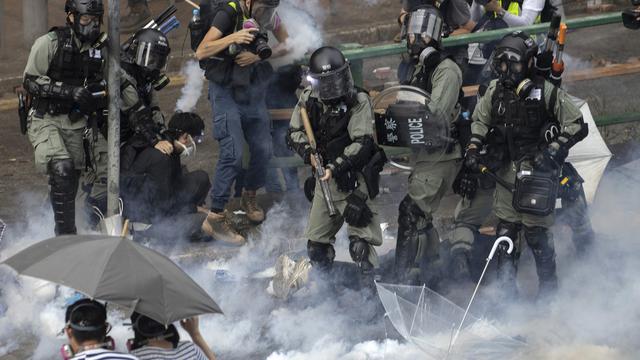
[176,135,197,158]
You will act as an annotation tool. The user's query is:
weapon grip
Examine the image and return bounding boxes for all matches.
[299,106,317,150]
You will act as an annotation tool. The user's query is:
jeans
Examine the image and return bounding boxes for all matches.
[208,81,272,210]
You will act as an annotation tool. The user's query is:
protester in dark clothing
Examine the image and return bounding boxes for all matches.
[121,112,245,245]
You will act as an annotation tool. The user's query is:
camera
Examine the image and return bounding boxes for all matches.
[622,0,640,29]
[228,19,272,60]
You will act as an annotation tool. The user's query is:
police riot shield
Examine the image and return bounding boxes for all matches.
[372,85,452,168]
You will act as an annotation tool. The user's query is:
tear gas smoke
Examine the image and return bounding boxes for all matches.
[175,60,205,113]
[269,0,324,68]
[2,160,640,358]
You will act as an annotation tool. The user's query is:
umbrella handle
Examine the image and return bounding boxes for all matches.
[487,236,514,261]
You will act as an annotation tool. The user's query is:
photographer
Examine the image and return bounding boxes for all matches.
[195,0,288,237]
[61,298,138,360]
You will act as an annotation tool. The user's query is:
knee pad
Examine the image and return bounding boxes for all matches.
[398,195,424,228]
[349,236,370,264]
[451,222,478,252]
[307,240,335,268]
[48,159,75,178]
[48,159,77,192]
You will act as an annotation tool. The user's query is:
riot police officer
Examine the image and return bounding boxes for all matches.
[466,31,588,296]
[287,46,385,275]
[23,0,105,235]
[85,28,173,224]
[394,5,464,285]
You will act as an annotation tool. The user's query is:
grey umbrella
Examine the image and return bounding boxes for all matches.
[1,235,222,325]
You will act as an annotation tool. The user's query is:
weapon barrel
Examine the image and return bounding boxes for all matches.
[480,165,514,192]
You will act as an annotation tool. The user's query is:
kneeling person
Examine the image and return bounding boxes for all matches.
[288,47,385,275]
[122,113,244,245]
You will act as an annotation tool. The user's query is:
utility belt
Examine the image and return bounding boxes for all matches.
[32,97,74,117]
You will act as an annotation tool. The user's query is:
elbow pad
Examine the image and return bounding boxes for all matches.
[286,127,312,164]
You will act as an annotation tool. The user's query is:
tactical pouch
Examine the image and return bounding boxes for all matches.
[513,165,558,216]
[361,147,388,199]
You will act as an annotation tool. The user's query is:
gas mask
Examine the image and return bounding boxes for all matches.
[492,49,529,90]
[71,14,103,44]
[176,135,197,158]
[252,4,281,32]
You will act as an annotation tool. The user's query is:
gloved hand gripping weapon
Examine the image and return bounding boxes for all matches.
[299,106,338,217]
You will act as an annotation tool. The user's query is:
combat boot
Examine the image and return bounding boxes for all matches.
[121,3,152,33]
[450,249,472,282]
[241,190,265,223]
[203,211,246,246]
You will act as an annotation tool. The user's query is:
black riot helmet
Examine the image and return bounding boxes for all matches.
[65,0,104,44]
[405,5,444,57]
[491,31,538,89]
[124,28,171,76]
[308,46,354,102]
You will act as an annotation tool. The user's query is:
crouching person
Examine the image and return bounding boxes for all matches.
[121,112,244,245]
[62,298,138,360]
[287,47,387,277]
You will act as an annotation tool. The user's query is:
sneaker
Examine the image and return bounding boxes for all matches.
[121,5,152,33]
[203,211,246,246]
[241,190,265,223]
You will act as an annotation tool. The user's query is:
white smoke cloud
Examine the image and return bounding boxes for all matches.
[2,159,640,359]
[175,60,206,113]
[269,0,324,68]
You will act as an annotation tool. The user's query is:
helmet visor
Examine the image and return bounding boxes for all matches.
[406,8,442,43]
[135,41,169,71]
[309,63,354,101]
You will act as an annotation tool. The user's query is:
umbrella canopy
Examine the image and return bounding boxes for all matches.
[1,235,222,325]
[376,282,527,359]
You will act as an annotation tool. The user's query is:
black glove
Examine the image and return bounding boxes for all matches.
[534,141,568,171]
[536,51,553,72]
[343,190,373,228]
[71,86,93,112]
[452,168,478,200]
[464,146,481,172]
